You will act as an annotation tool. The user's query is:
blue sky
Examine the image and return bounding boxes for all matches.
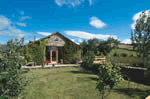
[0,0,149,44]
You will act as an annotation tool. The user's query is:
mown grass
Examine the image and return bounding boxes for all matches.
[17,67,150,99]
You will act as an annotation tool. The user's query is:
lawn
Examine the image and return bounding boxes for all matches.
[18,67,150,99]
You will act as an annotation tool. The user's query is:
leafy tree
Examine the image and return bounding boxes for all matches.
[96,58,123,99]
[0,37,31,97]
[80,40,88,58]
[87,38,99,55]
[133,10,150,69]
[80,50,96,73]
[107,37,120,48]
[130,30,136,51]
[97,41,112,56]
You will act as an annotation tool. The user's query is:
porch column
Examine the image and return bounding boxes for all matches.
[56,47,58,63]
[50,49,52,63]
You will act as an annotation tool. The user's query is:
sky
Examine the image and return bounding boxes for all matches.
[0,0,150,44]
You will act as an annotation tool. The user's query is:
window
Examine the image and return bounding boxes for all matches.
[54,38,59,41]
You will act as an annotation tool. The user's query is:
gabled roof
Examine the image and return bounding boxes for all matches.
[29,32,80,47]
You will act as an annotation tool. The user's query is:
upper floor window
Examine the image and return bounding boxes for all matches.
[54,38,59,41]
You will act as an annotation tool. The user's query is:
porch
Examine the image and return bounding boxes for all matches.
[45,46,63,64]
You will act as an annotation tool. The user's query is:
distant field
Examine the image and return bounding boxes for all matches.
[12,67,150,99]
[118,44,133,50]
[110,48,136,57]
[108,44,144,65]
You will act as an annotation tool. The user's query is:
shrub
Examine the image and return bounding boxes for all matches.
[0,37,32,97]
[130,54,133,57]
[96,60,123,99]
[80,51,100,74]
[113,52,119,57]
[120,53,128,57]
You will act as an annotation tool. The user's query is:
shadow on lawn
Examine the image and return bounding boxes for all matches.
[69,70,95,75]
[88,77,150,99]
[88,77,99,81]
[114,88,150,99]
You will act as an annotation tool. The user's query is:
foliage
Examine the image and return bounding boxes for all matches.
[0,37,31,97]
[72,50,81,63]
[132,10,150,69]
[120,53,128,57]
[97,41,112,56]
[80,51,99,73]
[130,54,133,57]
[96,59,123,99]
[113,52,119,57]
[80,38,116,58]
[107,37,120,48]
[80,38,99,57]
[87,38,100,55]
[80,40,88,57]
[24,39,48,66]
[63,39,81,64]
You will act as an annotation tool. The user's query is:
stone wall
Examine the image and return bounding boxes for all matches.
[47,34,65,47]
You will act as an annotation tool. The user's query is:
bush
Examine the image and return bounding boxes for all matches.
[120,53,128,57]
[96,60,123,99]
[80,51,100,74]
[130,54,133,57]
[113,52,119,57]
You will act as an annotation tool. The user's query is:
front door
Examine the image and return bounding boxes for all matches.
[50,47,58,64]
[52,50,56,63]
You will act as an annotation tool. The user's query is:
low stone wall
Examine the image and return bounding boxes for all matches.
[120,66,150,84]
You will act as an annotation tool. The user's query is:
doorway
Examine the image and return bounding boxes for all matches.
[50,47,58,64]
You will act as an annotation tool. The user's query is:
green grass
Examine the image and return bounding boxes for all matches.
[113,57,143,65]
[17,67,150,99]
[118,44,133,50]
[109,47,144,65]
[110,48,136,57]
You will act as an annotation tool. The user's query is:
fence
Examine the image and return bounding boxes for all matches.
[94,56,106,64]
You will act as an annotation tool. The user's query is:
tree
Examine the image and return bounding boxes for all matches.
[80,40,88,58]
[96,58,123,99]
[87,38,99,55]
[107,37,120,48]
[97,41,112,56]
[80,38,100,57]
[0,37,31,97]
[133,10,150,69]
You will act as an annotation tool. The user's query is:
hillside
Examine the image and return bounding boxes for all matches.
[109,44,143,66]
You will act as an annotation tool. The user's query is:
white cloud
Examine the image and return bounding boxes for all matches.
[24,40,29,44]
[16,22,26,27]
[121,39,131,44]
[0,41,7,45]
[55,0,84,7]
[0,16,11,29]
[20,11,24,15]
[36,38,40,40]
[77,38,83,43]
[71,39,80,45]
[89,0,92,5]
[37,32,52,36]
[20,16,32,21]
[131,10,150,29]
[64,30,117,40]
[0,15,29,37]
[89,16,107,29]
